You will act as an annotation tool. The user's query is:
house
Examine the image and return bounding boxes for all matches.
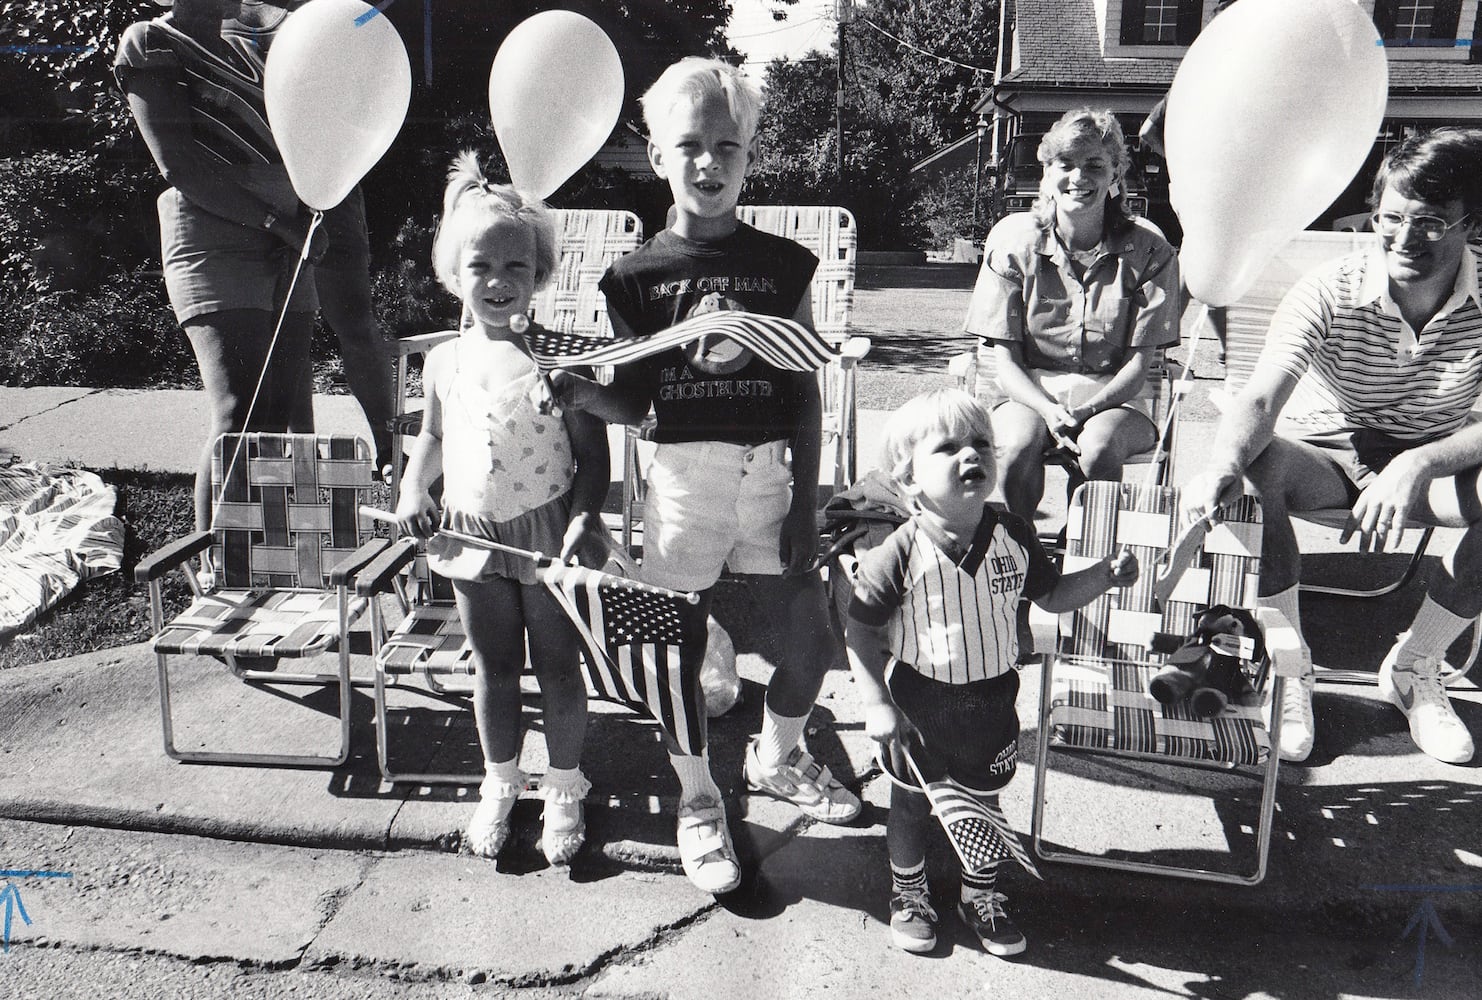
[979,0,1482,236]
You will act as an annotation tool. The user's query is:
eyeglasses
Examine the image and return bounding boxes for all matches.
[1370,211,1471,242]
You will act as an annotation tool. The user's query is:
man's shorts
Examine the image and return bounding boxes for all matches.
[1291,426,1435,502]
[887,661,1020,793]
[316,186,371,277]
[639,439,793,592]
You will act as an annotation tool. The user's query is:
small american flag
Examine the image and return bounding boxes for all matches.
[537,559,705,756]
[904,748,1042,879]
[525,310,838,373]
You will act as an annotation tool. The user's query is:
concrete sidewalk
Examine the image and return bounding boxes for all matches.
[2,382,1481,993]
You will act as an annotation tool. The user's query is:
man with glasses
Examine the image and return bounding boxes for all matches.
[1183,129,1482,765]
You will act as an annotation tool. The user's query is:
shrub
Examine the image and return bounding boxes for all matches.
[0,265,194,388]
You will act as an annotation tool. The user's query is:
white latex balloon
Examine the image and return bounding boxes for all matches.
[489,12,624,199]
[265,0,412,211]
[1165,0,1388,306]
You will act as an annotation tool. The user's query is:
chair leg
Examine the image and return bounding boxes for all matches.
[1300,526,1433,599]
[1031,658,1282,886]
[373,663,481,786]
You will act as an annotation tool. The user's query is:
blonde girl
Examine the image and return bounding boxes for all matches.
[396,152,611,865]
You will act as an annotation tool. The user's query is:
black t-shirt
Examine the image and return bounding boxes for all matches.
[599,225,820,445]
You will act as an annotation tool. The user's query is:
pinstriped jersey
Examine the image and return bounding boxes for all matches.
[1262,246,1482,443]
[115,18,280,166]
[848,506,1056,683]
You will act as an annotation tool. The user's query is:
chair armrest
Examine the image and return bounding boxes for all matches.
[837,336,871,368]
[329,536,392,587]
[134,530,213,585]
[395,330,459,359]
[354,537,419,596]
[947,351,977,389]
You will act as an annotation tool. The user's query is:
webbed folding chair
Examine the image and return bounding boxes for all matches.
[620,205,871,556]
[388,209,644,499]
[354,533,481,784]
[1220,230,1480,682]
[1031,480,1293,885]
[134,434,387,767]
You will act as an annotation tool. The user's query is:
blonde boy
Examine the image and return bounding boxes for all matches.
[846,389,1137,955]
[553,57,859,895]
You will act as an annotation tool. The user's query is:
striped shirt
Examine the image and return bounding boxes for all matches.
[115,17,280,166]
[849,506,1056,684]
[1261,245,1482,443]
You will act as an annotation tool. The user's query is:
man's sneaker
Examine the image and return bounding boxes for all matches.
[1377,644,1475,764]
[675,795,742,894]
[958,892,1026,957]
[1265,672,1316,762]
[889,888,938,953]
[743,740,862,824]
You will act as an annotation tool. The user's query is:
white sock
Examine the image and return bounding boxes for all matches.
[1397,595,1472,661]
[484,757,523,785]
[755,705,809,768]
[1258,584,1312,676]
[669,751,723,804]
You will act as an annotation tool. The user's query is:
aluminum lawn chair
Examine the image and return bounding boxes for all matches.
[1031,479,1297,885]
[135,433,387,767]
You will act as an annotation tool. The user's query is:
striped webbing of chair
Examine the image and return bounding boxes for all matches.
[377,550,473,676]
[530,209,643,338]
[1047,480,1269,766]
[152,589,365,658]
[209,434,375,591]
[736,205,856,347]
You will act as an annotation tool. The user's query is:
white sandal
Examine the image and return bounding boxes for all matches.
[466,768,527,859]
[538,769,593,866]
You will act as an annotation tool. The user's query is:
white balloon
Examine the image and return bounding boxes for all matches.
[489,12,625,200]
[265,0,412,211]
[1165,0,1388,305]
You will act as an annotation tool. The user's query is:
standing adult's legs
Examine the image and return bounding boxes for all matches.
[184,308,315,531]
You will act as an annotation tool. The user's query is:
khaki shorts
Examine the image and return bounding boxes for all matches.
[639,439,793,592]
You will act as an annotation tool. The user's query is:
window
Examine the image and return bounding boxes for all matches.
[1119,0,1205,47]
[1373,0,1463,44]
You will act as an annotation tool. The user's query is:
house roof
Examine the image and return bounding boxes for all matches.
[1001,0,1482,93]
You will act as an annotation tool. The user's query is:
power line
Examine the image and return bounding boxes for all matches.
[728,14,827,43]
[855,15,995,74]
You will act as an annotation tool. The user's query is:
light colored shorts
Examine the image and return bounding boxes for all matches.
[157,163,317,324]
[640,439,793,592]
[1024,369,1155,426]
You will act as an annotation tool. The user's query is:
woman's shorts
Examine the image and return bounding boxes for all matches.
[888,661,1020,793]
[157,170,317,324]
[639,439,793,592]
[427,491,572,585]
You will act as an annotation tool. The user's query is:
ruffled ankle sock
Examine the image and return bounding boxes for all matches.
[539,766,592,865]
[467,758,526,859]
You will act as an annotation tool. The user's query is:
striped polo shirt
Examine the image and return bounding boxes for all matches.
[849,506,1056,684]
[1261,245,1482,443]
[115,17,280,166]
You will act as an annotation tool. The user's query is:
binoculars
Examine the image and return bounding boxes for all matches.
[1147,605,1265,719]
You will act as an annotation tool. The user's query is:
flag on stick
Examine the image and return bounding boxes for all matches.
[902,745,1042,880]
[536,558,706,755]
[525,309,838,373]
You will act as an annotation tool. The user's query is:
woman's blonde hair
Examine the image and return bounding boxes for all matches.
[881,389,995,483]
[431,150,558,297]
[1032,107,1133,230]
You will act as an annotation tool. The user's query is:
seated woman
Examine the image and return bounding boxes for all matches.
[965,108,1181,524]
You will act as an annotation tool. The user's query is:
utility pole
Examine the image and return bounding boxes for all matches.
[835,0,852,182]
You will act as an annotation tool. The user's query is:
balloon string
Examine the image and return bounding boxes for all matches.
[1138,300,1207,493]
[208,210,325,531]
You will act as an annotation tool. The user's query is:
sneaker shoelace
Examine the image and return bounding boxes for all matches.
[1405,656,1459,718]
[895,887,937,924]
[1281,677,1314,728]
[966,891,1009,928]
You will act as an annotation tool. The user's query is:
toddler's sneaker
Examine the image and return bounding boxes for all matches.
[676,795,741,894]
[1265,671,1316,762]
[539,769,592,866]
[889,887,938,953]
[1377,643,1474,764]
[743,740,861,824]
[467,769,527,859]
[958,891,1026,957]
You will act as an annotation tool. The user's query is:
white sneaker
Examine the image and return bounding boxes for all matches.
[675,795,741,894]
[1265,672,1315,762]
[743,740,862,824]
[1377,644,1475,764]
